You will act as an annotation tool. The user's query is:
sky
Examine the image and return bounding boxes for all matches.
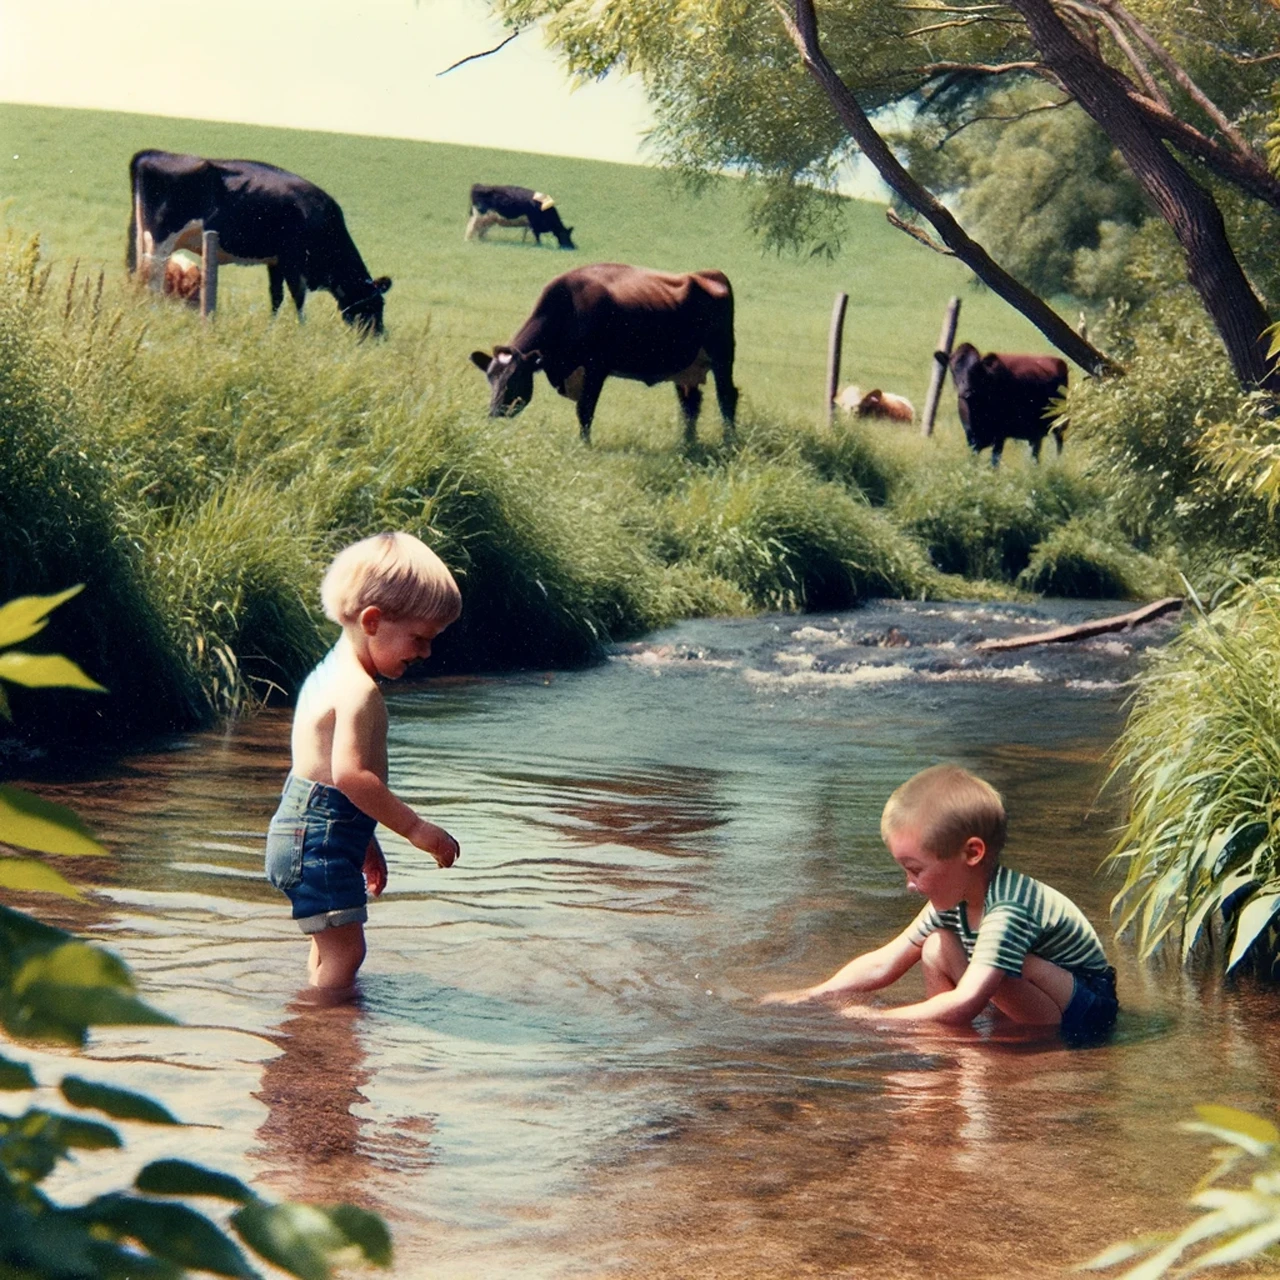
[0,0,656,164]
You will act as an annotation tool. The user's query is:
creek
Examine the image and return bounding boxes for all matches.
[22,600,1280,1278]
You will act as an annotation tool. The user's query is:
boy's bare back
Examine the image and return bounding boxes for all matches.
[290,644,388,789]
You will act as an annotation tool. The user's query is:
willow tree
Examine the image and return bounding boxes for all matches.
[495,0,1280,389]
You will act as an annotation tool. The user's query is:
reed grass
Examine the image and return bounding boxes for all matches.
[1106,578,1280,973]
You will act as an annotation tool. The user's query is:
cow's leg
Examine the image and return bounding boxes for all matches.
[675,384,704,444]
[285,272,308,318]
[464,212,479,240]
[1030,435,1044,463]
[990,439,1005,468]
[575,370,607,444]
[267,263,286,313]
[712,363,739,443]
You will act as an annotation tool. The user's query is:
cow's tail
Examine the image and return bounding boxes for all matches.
[126,152,142,272]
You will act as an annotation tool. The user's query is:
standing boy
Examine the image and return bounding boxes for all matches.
[265,531,463,989]
[763,765,1118,1043]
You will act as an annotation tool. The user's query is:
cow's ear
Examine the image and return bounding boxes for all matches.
[470,350,492,371]
[982,353,1001,370]
[527,350,545,370]
[373,276,392,294]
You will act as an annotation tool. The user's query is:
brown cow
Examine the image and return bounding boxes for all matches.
[470,262,738,444]
[162,255,202,306]
[835,385,915,423]
[948,342,1068,465]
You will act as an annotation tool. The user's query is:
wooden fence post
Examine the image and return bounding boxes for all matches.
[920,295,960,438]
[200,230,219,319]
[825,291,849,427]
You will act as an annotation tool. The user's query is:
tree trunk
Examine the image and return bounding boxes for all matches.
[1007,0,1279,392]
[785,1,1118,376]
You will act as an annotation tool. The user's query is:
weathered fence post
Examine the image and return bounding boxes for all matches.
[200,230,219,319]
[920,295,960,438]
[825,291,849,427]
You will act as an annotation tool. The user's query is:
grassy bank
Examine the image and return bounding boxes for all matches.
[0,104,1174,739]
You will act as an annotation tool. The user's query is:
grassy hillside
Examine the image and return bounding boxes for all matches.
[0,101,1051,442]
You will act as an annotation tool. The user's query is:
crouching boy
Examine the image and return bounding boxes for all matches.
[763,765,1118,1045]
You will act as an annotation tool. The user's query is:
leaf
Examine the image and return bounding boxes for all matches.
[135,1158,256,1205]
[1193,1216,1280,1267]
[233,1201,342,1280]
[1189,1106,1280,1151]
[0,1052,36,1090]
[0,855,85,899]
[61,1076,180,1125]
[80,1193,258,1278]
[0,785,108,856]
[1074,1238,1159,1270]
[1227,889,1280,971]
[0,586,83,648]
[0,651,106,692]
[324,1204,393,1267]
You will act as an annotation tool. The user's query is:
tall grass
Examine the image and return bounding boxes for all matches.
[1106,578,1280,974]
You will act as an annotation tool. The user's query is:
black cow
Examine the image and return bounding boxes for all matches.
[948,341,1069,466]
[127,150,392,333]
[466,184,576,249]
[470,263,738,444]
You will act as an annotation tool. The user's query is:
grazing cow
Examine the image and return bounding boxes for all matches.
[835,384,915,423]
[466,184,576,249]
[127,150,392,333]
[948,341,1068,465]
[470,262,738,444]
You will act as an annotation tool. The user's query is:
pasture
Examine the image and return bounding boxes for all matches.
[0,102,1170,736]
[0,101,1048,440]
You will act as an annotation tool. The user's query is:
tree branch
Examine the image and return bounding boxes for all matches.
[1060,0,1171,111]
[437,28,522,77]
[778,0,1119,375]
[886,209,956,253]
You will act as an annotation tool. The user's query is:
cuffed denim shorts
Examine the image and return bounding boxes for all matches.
[1060,965,1119,1046]
[264,773,378,934]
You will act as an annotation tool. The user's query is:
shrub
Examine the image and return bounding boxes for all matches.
[1018,516,1175,599]
[1106,578,1280,973]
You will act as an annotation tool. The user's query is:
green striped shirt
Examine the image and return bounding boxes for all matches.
[904,864,1110,977]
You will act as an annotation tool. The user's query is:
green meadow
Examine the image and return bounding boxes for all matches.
[0,102,1165,737]
[0,101,1046,430]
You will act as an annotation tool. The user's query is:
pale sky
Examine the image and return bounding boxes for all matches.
[0,0,656,164]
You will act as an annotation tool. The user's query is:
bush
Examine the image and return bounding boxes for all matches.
[1018,515,1176,599]
[1106,577,1280,973]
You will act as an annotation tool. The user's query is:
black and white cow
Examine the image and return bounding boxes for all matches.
[470,262,738,444]
[948,342,1069,465]
[127,150,392,333]
[466,184,576,249]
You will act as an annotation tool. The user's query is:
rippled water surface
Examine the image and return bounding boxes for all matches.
[19,601,1280,1278]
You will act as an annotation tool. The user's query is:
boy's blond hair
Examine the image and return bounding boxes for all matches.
[321,531,462,627]
[880,764,1007,859]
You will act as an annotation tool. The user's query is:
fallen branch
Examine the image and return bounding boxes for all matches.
[975,596,1183,651]
[438,28,522,76]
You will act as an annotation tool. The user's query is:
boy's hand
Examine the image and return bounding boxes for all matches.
[410,818,460,869]
[363,839,388,897]
[759,987,824,1006]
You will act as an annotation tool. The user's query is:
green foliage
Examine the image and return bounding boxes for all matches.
[0,603,394,1278]
[1017,516,1174,600]
[897,90,1149,302]
[1067,300,1280,568]
[1082,1106,1280,1277]
[1105,579,1280,971]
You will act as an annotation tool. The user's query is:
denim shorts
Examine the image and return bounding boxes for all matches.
[264,773,378,934]
[1060,965,1119,1046]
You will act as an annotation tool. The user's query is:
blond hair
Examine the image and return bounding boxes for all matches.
[880,764,1006,859]
[320,531,462,627]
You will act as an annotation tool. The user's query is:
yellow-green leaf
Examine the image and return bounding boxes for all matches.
[1192,1105,1280,1149]
[0,855,84,900]
[12,941,132,997]
[0,785,107,856]
[0,587,84,648]
[0,652,105,692]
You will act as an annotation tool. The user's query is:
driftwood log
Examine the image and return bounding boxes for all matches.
[975,597,1183,653]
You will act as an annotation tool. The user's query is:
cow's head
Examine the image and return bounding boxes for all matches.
[555,226,576,250]
[470,346,541,417]
[342,276,393,335]
[948,342,985,392]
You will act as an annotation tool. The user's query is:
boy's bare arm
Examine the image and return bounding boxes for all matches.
[841,961,1004,1026]
[331,684,459,867]
[760,930,922,1005]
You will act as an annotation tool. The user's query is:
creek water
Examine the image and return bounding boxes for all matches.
[17,600,1280,1279]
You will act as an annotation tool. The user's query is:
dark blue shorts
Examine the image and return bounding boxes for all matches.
[265,773,378,934]
[1060,965,1119,1046]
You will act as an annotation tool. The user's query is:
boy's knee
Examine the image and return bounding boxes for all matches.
[921,929,967,974]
